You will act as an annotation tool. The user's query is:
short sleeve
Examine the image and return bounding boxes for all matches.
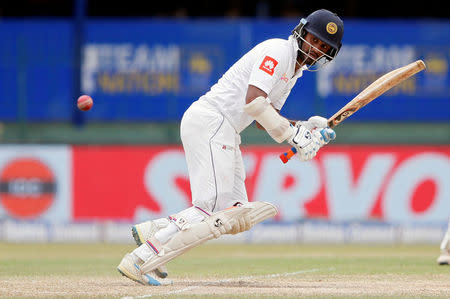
[248,46,288,95]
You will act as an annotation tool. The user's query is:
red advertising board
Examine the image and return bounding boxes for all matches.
[72,145,450,223]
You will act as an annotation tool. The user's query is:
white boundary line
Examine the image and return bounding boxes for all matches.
[122,267,336,299]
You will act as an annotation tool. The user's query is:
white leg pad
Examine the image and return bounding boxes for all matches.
[140,202,277,273]
[245,201,278,226]
[228,201,278,234]
[243,96,292,143]
[140,205,250,273]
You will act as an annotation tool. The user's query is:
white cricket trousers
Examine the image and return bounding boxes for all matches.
[180,99,248,213]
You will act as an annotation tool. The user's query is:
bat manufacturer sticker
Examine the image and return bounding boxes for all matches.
[332,108,357,125]
[259,56,278,76]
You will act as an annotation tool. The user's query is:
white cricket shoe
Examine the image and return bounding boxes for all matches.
[117,253,171,286]
[437,250,450,265]
[132,218,170,278]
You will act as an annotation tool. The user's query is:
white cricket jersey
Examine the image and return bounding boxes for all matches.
[200,35,306,133]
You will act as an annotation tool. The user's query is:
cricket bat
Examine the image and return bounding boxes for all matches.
[280,59,426,163]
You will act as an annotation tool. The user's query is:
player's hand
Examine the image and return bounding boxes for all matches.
[296,116,336,146]
[287,124,321,161]
[315,127,336,146]
[296,116,328,130]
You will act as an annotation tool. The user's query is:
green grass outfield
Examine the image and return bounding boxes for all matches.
[0,243,448,298]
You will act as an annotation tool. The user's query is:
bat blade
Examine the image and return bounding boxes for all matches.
[327,60,426,128]
[280,60,426,163]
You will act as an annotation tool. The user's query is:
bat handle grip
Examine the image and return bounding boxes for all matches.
[279,147,297,164]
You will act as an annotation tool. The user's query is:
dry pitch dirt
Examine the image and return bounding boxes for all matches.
[1,273,449,298]
[1,243,449,298]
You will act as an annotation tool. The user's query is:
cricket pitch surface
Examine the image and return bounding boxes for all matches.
[1,243,448,298]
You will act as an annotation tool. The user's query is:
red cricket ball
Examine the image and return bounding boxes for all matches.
[77,95,93,111]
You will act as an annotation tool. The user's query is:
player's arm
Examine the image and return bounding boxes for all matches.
[243,50,334,161]
[245,85,285,130]
[244,85,335,162]
[246,85,329,132]
[246,85,269,130]
[244,84,292,143]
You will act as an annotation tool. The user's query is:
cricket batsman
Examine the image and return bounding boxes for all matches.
[117,9,344,285]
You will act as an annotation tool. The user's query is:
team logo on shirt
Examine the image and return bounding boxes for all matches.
[259,56,278,76]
